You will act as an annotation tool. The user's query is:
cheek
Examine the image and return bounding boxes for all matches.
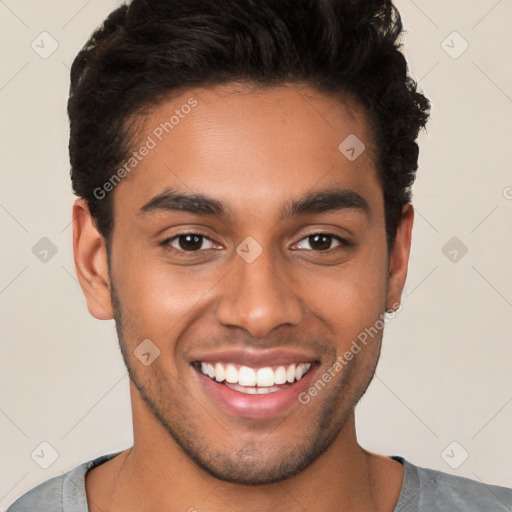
[302,246,388,336]
[111,251,222,340]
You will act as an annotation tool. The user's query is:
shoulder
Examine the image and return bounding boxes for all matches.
[5,472,66,512]
[398,456,512,511]
[5,452,122,512]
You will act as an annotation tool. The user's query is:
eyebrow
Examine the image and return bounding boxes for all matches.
[139,186,371,220]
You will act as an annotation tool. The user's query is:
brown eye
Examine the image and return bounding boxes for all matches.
[177,234,203,251]
[308,234,333,251]
[162,234,218,252]
[295,233,347,251]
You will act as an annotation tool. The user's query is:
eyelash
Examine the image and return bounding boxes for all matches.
[159,232,351,254]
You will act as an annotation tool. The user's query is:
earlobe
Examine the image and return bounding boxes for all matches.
[72,198,114,320]
[386,203,414,310]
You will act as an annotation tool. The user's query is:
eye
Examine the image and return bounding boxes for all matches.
[293,233,349,251]
[162,233,220,252]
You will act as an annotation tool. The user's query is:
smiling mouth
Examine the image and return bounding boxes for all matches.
[193,361,313,395]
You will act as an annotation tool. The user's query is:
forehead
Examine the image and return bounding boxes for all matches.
[112,82,381,217]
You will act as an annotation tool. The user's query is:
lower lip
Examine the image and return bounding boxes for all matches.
[195,366,317,419]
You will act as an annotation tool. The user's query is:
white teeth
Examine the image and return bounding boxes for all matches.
[225,364,238,384]
[238,384,258,394]
[256,367,274,387]
[214,363,225,382]
[295,363,310,381]
[274,366,287,385]
[256,385,280,394]
[198,362,312,388]
[225,383,282,395]
[239,366,256,386]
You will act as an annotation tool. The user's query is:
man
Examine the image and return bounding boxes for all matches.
[7,0,511,510]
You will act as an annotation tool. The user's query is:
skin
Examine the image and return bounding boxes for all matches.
[73,82,413,512]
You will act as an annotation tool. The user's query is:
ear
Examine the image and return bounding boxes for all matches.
[385,203,414,311]
[72,198,114,320]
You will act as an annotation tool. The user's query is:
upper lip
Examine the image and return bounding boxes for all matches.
[189,348,318,368]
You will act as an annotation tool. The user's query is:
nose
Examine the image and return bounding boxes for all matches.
[215,246,304,338]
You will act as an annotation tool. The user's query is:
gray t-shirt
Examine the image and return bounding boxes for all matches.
[6,452,511,511]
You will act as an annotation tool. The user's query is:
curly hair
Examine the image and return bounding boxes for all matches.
[68,0,430,248]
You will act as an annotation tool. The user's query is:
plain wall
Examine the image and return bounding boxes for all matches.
[1,0,511,508]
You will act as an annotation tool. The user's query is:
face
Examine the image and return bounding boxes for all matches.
[75,83,411,485]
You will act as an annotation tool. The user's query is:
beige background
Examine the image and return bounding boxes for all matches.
[1,0,511,508]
